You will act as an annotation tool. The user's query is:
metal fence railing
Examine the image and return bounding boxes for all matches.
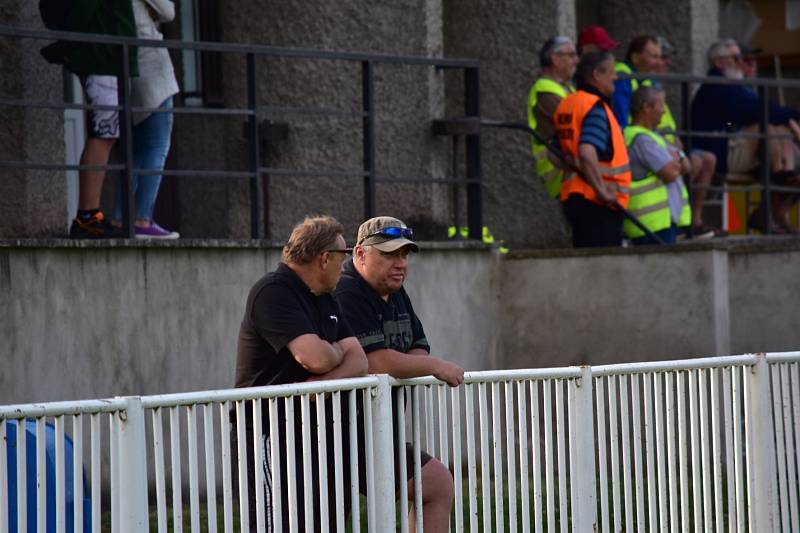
[2,352,799,531]
[0,25,484,241]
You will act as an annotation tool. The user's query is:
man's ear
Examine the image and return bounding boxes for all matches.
[355,245,367,264]
[319,251,331,269]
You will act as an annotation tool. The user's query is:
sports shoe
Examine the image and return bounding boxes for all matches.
[69,211,125,239]
[689,224,716,240]
[135,222,179,239]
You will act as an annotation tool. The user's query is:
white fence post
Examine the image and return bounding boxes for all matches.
[117,396,149,532]
[371,374,396,532]
[571,366,597,532]
[746,355,778,531]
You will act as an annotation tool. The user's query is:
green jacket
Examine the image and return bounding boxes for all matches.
[41,0,138,77]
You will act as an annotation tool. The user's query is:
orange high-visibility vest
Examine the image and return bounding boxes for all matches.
[554,91,632,207]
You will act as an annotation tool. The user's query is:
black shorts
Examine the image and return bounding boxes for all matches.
[230,398,434,532]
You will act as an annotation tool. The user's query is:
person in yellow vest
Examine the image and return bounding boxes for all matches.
[552,52,632,247]
[527,36,578,198]
[616,35,720,237]
[625,86,693,244]
[656,36,720,238]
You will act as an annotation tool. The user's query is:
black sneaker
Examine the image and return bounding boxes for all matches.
[69,211,125,239]
[690,224,716,239]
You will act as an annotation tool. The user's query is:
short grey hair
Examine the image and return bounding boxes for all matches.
[539,36,573,67]
[707,38,738,65]
[630,86,665,117]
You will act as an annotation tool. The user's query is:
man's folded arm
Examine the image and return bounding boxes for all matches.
[287,333,344,374]
[305,337,368,381]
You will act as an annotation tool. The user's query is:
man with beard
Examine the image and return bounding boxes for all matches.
[691,38,800,233]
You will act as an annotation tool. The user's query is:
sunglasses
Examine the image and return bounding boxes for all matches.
[362,226,414,241]
[326,248,353,255]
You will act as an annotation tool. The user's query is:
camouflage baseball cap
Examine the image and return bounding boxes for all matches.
[356,216,419,253]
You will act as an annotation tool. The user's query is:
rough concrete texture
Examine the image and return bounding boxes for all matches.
[728,244,800,353]
[443,0,575,249]
[173,0,451,242]
[601,0,718,76]
[3,238,799,406]
[499,248,731,369]
[0,2,66,237]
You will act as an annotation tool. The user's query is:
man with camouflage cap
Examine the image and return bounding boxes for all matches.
[335,215,463,532]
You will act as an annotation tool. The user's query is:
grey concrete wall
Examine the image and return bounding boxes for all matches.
[499,247,732,369]
[600,0,718,75]
[728,241,800,354]
[443,0,575,249]
[175,0,451,241]
[0,2,66,237]
[3,238,800,406]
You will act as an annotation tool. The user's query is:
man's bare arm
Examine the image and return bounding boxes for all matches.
[367,348,464,387]
[577,143,616,204]
[287,333,344,374]
[306,337,369,381]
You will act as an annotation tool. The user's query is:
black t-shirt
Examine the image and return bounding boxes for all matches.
[333,259,429,355]
[235,263,354,388]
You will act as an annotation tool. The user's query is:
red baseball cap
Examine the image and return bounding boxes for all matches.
[578,26,619,51]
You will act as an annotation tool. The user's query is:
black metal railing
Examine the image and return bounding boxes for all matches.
[0,25,483,240]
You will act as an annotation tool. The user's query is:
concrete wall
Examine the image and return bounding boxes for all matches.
[3,237,799,406]
[0,1,66,238]
[443,0,575,249]
[175,0,451,241]
[2,0,726,244]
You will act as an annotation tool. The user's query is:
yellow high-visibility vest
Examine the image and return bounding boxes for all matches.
[527,77,573,198]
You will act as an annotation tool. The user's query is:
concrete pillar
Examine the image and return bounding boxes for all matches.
[443,0,576,248]
[0,2,66,237]
[600,0,719,75]
[175,0,450,241]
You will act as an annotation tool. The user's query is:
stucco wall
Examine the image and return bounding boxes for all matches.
[0,1,66,238]
[2,237,798,406]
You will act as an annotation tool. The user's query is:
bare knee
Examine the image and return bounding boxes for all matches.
[702,151,716,173]
[411,459,454,505]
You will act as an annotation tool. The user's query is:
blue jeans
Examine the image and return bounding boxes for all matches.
[113,98,173,222]
[632,224,678,246]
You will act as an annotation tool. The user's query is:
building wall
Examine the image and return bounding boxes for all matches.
[0,1,66,238]
[1,0,727,243]
[2,238,798,406]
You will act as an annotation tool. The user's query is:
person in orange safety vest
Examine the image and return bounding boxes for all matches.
[552,51,632,247]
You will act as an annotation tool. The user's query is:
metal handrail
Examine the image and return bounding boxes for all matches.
[0,25,484,240]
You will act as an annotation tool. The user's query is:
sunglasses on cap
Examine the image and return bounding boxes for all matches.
[363,226,413,241]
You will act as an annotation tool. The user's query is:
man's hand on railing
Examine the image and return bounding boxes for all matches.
[431,358,465,387]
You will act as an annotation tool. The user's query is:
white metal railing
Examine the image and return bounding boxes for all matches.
[1,352,798,532]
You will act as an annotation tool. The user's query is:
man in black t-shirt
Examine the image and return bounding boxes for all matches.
[334,216,464,533]
[234,215,368,532]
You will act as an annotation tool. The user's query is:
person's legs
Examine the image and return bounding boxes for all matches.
[689,150,715,227]
[79,137,116,210]
[631,225,677,245]
[70,75,122,238]
[563,195,623,247]
[406,458,454,533]
[113,98,174,225]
